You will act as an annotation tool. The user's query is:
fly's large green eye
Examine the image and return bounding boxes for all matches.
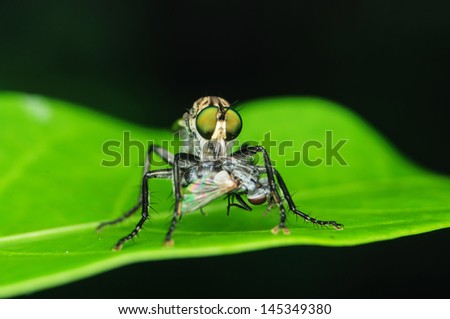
[225,109,242,141]
[196,106,218,140]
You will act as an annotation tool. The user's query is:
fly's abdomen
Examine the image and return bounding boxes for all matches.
[247,192,267,205]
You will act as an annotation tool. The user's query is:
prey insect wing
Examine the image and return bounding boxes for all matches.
[182,170,239,213]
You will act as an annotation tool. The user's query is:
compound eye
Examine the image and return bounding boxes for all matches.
[196,106,218,140]
[225,109,242,141]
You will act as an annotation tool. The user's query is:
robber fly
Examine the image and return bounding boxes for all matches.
[98,96,343,250]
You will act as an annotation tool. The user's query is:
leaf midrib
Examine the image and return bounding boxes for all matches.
[1,208,447,247]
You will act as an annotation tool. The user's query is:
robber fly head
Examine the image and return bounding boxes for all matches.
[183,96,242,159]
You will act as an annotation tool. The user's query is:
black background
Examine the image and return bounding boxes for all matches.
[1,1,448,298]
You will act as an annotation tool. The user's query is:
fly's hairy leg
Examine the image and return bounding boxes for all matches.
[226,193,252,215]
[263,196,275,216]
[273,169,344,230]
[97,200,142,231]
[97,145,174,231]
[113,169,173,251]
[232,146,290,234]
[164,153,199,246]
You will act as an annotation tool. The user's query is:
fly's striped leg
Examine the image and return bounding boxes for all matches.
[112,169,172,250]
[257,147,291,234]
[273,169,344,230]
[233,146,290,234]
[97,144,173,231]
[164,152,199,246]
[233,146,344,233]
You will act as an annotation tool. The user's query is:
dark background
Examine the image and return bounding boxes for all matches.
[2,1,448,298]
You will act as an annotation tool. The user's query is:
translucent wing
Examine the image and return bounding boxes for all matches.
[182,170,239,213]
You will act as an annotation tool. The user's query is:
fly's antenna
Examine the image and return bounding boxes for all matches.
[229,99,240,109]
[229,99,246,113]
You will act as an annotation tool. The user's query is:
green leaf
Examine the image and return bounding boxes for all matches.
[0,92,449,297]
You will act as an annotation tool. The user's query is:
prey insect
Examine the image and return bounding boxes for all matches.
[97,96,343,250]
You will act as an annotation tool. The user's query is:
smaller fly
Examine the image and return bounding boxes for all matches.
[98,97,343,250]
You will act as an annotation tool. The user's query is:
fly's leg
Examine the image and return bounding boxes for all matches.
[164,153,199,246]
[96,200,142,231]
[258,147,291,234]
[233,146,290,234]
[97,145,174,231]
[226,194,252,215]
[263,195,275,216]
[113,169,173,250]
[273,169,344,230]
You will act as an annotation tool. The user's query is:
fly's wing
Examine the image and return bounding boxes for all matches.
[182,170,239,213]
